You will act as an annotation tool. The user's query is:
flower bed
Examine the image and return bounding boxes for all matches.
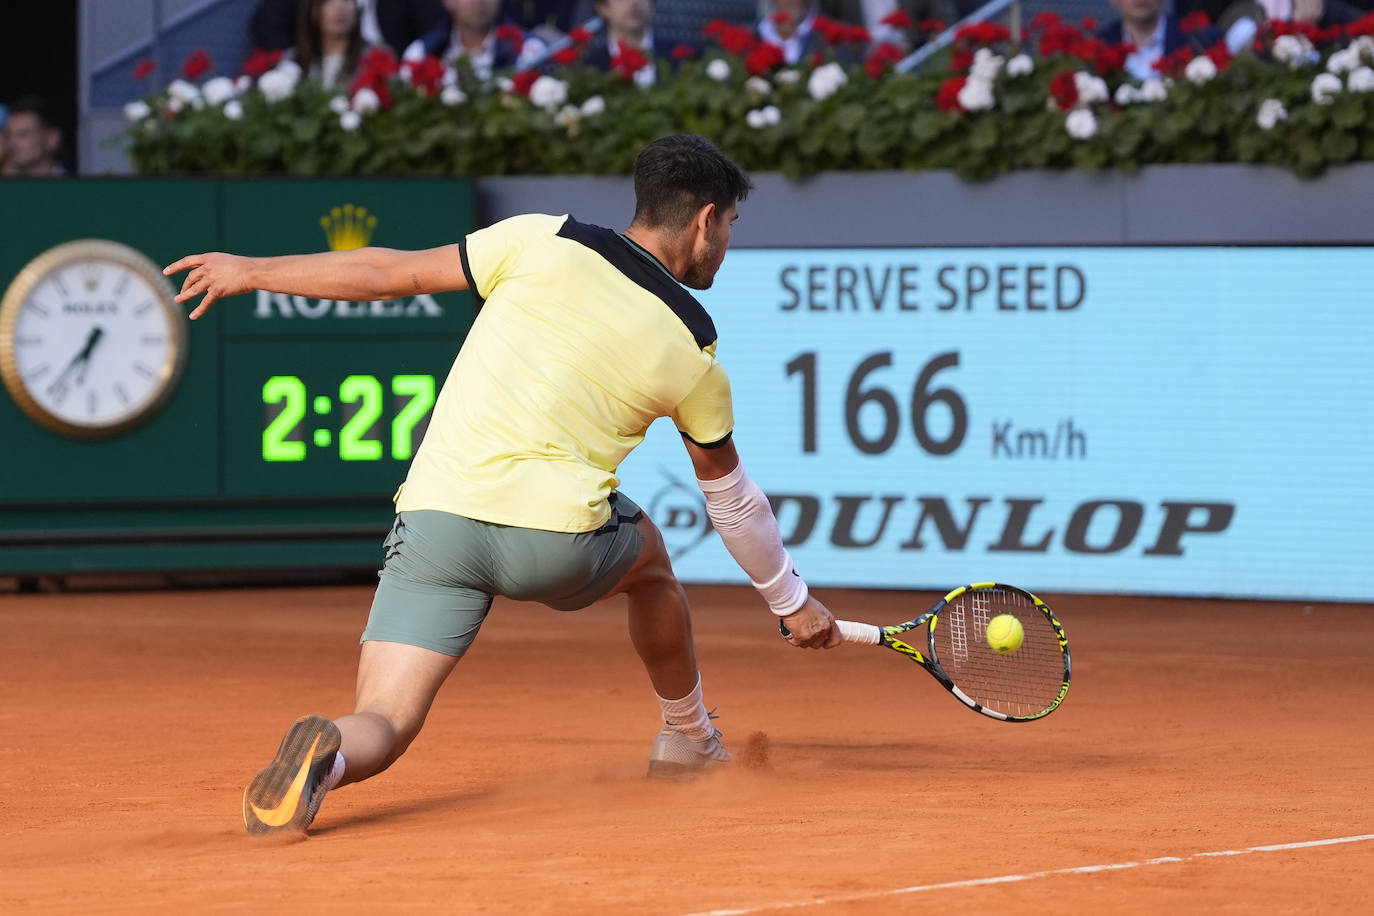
[120,11,1374,179]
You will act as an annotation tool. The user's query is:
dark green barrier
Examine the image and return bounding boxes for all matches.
[0,178,475,575]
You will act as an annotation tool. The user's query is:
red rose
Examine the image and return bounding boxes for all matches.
[1180,11,1211,33]
[936,76,966,111]
[613,40,649,79]
[1080,16,1098,32]
[242,48,282,77]
[717,24,757,56]
[702,19,728,38]
[918,19,946,33]
[1205,40,1232,70]
[553,45,582,66]
[511,69,539,97]
[1349,13,1374,39]
[409,54,446,94]
[949,48,973,71]
[881,10,912,30]
[745,41,785,76]
[1029,11,1062,32]
[671,44,696,61]
[865,42,904,79]
[771,10,790,26]
[495,23,525,54]
[569,25,593,45]
[844,26,872,45]
[813,16,848,46]
[183,49,212,81]
[133,58,156,80]
[1049,69,1078,110]
[360,47,399,78]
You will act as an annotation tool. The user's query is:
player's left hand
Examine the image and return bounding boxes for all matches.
[781,596,841,649]
[164,252,254,319]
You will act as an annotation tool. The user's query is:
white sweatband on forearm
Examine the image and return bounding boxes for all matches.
[697,463,809,616]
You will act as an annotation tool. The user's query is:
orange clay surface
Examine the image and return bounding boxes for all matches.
[2,585,1372,914]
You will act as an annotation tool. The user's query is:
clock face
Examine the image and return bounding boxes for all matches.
[0,240,187,438]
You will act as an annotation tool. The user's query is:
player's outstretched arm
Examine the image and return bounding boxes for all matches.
[683,437,840,649]
[163,244,469,320]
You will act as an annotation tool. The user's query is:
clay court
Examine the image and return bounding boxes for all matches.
[2,584,1370,913]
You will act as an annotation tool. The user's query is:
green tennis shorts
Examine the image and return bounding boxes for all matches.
[360,493,646,657]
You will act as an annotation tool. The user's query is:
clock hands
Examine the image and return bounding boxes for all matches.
[46,325,105,401]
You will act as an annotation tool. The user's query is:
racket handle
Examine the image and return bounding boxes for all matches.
[836,620,883,645]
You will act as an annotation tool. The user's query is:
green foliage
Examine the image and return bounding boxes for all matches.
[118,44,1374,180]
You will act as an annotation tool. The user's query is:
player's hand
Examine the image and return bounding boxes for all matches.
[163,253,254,319]
[780,596,841,649]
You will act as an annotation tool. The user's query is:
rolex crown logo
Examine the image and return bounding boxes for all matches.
[320,203,378,251]
[79,262,102,292]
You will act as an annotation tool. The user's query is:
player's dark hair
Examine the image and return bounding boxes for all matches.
[632,135,752,234]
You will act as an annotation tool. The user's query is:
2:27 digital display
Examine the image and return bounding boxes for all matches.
[261,373,435,462]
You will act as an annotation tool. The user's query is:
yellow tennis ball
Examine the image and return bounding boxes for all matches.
[986,614,1024,654]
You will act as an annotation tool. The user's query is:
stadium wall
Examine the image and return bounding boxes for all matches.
[1,167,1371,599]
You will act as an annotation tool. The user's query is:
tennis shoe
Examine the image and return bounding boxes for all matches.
[647,725,732,779]
[242,714,341,835]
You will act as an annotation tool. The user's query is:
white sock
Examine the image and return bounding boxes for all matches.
[656,676,713,741]
[325,751,346,790]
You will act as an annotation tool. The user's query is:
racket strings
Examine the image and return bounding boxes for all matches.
[932,588,1066,718]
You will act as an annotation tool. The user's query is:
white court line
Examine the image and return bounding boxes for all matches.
[684,833,1374,916]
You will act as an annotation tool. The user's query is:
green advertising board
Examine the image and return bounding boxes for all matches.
[0,178,475,575]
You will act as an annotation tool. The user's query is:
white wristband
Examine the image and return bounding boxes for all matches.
[751,554,810,617]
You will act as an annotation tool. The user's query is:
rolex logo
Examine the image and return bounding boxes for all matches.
[79,263,102,292]
[320,204,378,251]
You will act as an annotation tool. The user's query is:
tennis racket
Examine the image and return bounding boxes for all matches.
[781,582,1071,722]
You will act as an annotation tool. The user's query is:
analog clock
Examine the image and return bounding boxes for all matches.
[0,239,188,439]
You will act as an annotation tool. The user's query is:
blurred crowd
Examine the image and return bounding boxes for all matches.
[4,0,1374,177]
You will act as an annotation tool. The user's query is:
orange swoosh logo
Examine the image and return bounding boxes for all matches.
[250,733,323,827]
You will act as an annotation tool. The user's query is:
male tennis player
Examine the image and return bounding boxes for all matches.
[165,134,840,836]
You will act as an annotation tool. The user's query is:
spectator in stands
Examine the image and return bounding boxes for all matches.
[285,0,375,89]
[502,0,580,40]
[1176,1,1364,53]
[582,0,683,78]
[252,0,447,57]
[757,0,830,64]
[1,96,67,177]
[1098,1,1221,81]
[1254,0,1365,27]
[821,1,958,50]
[403,0,547,81]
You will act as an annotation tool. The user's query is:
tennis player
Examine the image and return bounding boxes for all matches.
[165,134,840,836]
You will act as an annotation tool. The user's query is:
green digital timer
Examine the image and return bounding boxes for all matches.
[223,339,458,497]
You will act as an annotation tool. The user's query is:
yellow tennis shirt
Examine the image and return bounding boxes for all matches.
[393,213,735,533]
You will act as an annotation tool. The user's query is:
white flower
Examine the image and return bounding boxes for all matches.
[775,68,801,85]
[167,79,201,105]
[970,47,1004,82]
[351,86,381,113]
[746,108,768,129]
[1140,78,1168,102]
[1006,53,1034,78]
[339,110,361,131]
[1065,108,1098,140]
[633,65,656,89]
[1311,71,1343,105]
[258,68,296,103]
[496,77,515,93]
[1073,71,1109,105]
[1256,98,1287,130]
[1114,83,1142,106]
[123,100,151,122]
[762,104,781,125]
[167,97,187,114]
[706,58,731,82]
[1352,36,1374,62]
[224,100,244,121]
[1184,55,1218,85]
[580,95,605,116]
[1348,66,1374,93]
[440,85,467,106]
[201,76,236,107]
[1273,34,1316,68]
[528,74,568,111]
[1326,47,1360,75]
[807,62,847,101]
[399,64,413,82]
[553,104,580,128]
[745,75,772,97]
[235,75,252,93]
[329,95,350,114]
[957,77,995,111]
[275,60,303,83]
